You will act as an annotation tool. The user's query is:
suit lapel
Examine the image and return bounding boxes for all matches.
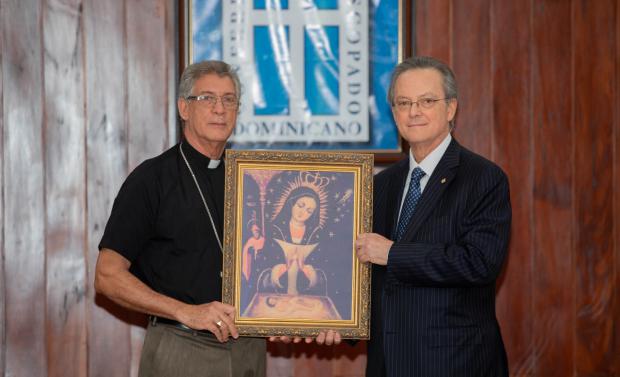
[400,139,461,241]
[387,160,409,239]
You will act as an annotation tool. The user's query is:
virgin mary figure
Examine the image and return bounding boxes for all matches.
[258,172,330,297]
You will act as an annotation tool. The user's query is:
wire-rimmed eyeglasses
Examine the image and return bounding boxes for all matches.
[186,94,239,109]
[392,97,450,112]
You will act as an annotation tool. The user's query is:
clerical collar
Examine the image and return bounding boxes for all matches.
[180,140,223,170]
[208,159,221,169]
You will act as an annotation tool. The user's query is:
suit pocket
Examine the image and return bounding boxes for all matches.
[426,326,482,348]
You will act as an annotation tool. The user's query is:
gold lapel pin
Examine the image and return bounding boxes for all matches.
[441,178,447,184]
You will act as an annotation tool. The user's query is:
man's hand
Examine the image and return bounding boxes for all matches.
[268,330,341,345]
[316,330,342,345]
[175,301,239,343]
[95,250,238,343]
[268,336,309,344]
[355,233,394,266]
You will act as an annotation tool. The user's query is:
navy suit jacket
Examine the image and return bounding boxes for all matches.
[367,139,511,377]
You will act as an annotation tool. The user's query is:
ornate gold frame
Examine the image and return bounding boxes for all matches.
[222,150,373,338]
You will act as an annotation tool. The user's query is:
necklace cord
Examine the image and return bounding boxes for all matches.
[179,142,223,253]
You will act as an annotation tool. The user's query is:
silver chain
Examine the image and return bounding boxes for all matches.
[178,142,223,253]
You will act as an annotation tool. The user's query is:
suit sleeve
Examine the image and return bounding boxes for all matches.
[387,166,511,287]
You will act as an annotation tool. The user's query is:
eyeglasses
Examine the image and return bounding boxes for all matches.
[392,97,449,112]
[186,94,239,109]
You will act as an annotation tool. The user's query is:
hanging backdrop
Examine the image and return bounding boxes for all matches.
[188,0,401,152]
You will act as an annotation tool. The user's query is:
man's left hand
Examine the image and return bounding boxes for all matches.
[355,233,393,265]
[268,330,341,345]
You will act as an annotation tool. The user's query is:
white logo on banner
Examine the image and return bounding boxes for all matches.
[223,0,369,144]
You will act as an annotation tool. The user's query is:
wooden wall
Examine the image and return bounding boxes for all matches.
[416,0,620,375]
[1,0,177,375]
[1,0,619,376]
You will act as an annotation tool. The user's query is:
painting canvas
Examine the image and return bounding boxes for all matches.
[222,150,373,338]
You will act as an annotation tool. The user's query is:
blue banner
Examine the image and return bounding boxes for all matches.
[190,0,401,152]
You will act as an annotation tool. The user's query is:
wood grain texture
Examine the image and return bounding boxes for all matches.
[531,1,574,375]
[266,342,366,377]
[573,0,616,375]
[1,1,620,376]
[267,342,296,376]
[612,1,620,376]
[166,0,178,147]
[42,0,88,375]
[616,4,620,376]
[451,0,492,159]
[0,0,5,373]
[2,0,47,375]
[325,341,367,377]
[83,0,132,376]
[415,0,451,63]
[126,0,170,170]
[491,1,534,375]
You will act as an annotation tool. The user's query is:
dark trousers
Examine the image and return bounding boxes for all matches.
[138,322,266,377]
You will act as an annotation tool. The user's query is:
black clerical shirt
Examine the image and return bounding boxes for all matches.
[99,141,225,305]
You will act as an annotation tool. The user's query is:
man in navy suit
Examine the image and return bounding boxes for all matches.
[355,56,511,376]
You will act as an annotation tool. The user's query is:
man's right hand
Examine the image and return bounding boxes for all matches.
[95,249,239,343]
[176,301,239,342]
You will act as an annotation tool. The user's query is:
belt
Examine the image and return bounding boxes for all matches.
[149,316,214,337]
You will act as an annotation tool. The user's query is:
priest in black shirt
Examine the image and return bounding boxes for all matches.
[95,60,266,376]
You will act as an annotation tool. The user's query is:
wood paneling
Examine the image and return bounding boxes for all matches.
[127,0,171,169]
[2,0,47,376]
[492,1,534,375]
[616,4,620,376]
[415,0,451,63]
[83,0,132,375]
[451,0,492,159]
[531,1,574,376]
[2,0,620,376]
[0,0,5,372]
[574,0,616,374]
[43,0,87,376]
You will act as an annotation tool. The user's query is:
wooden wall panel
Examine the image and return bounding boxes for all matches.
[573,0,616,374]
[83,0,132,376]
[451,0,492,159]
[616,4,620,376]
[1,0,620,376]
[166,1,178,152]
[415,0,451,63]
[127,0,171,170]
[266,338,365,376]
[330,342,367,377]
[0,1,5,374]
[2,0,47,376]
[531,1,574,375]
[491,1,534,375]
[42,0,88,376]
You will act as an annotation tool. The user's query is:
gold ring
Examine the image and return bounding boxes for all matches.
[216,320,223,328]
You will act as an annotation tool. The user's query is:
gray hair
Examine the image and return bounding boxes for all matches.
[387,56,458,105]
[387,56,458,129]
[177,60,241,100]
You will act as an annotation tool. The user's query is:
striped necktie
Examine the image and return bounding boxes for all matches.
[395,167,425,241]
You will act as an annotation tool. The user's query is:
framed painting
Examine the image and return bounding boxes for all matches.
[182,0,412,158]
[222,150,373,338]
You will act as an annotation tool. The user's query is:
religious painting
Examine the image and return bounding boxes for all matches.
[222,150,373,338]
